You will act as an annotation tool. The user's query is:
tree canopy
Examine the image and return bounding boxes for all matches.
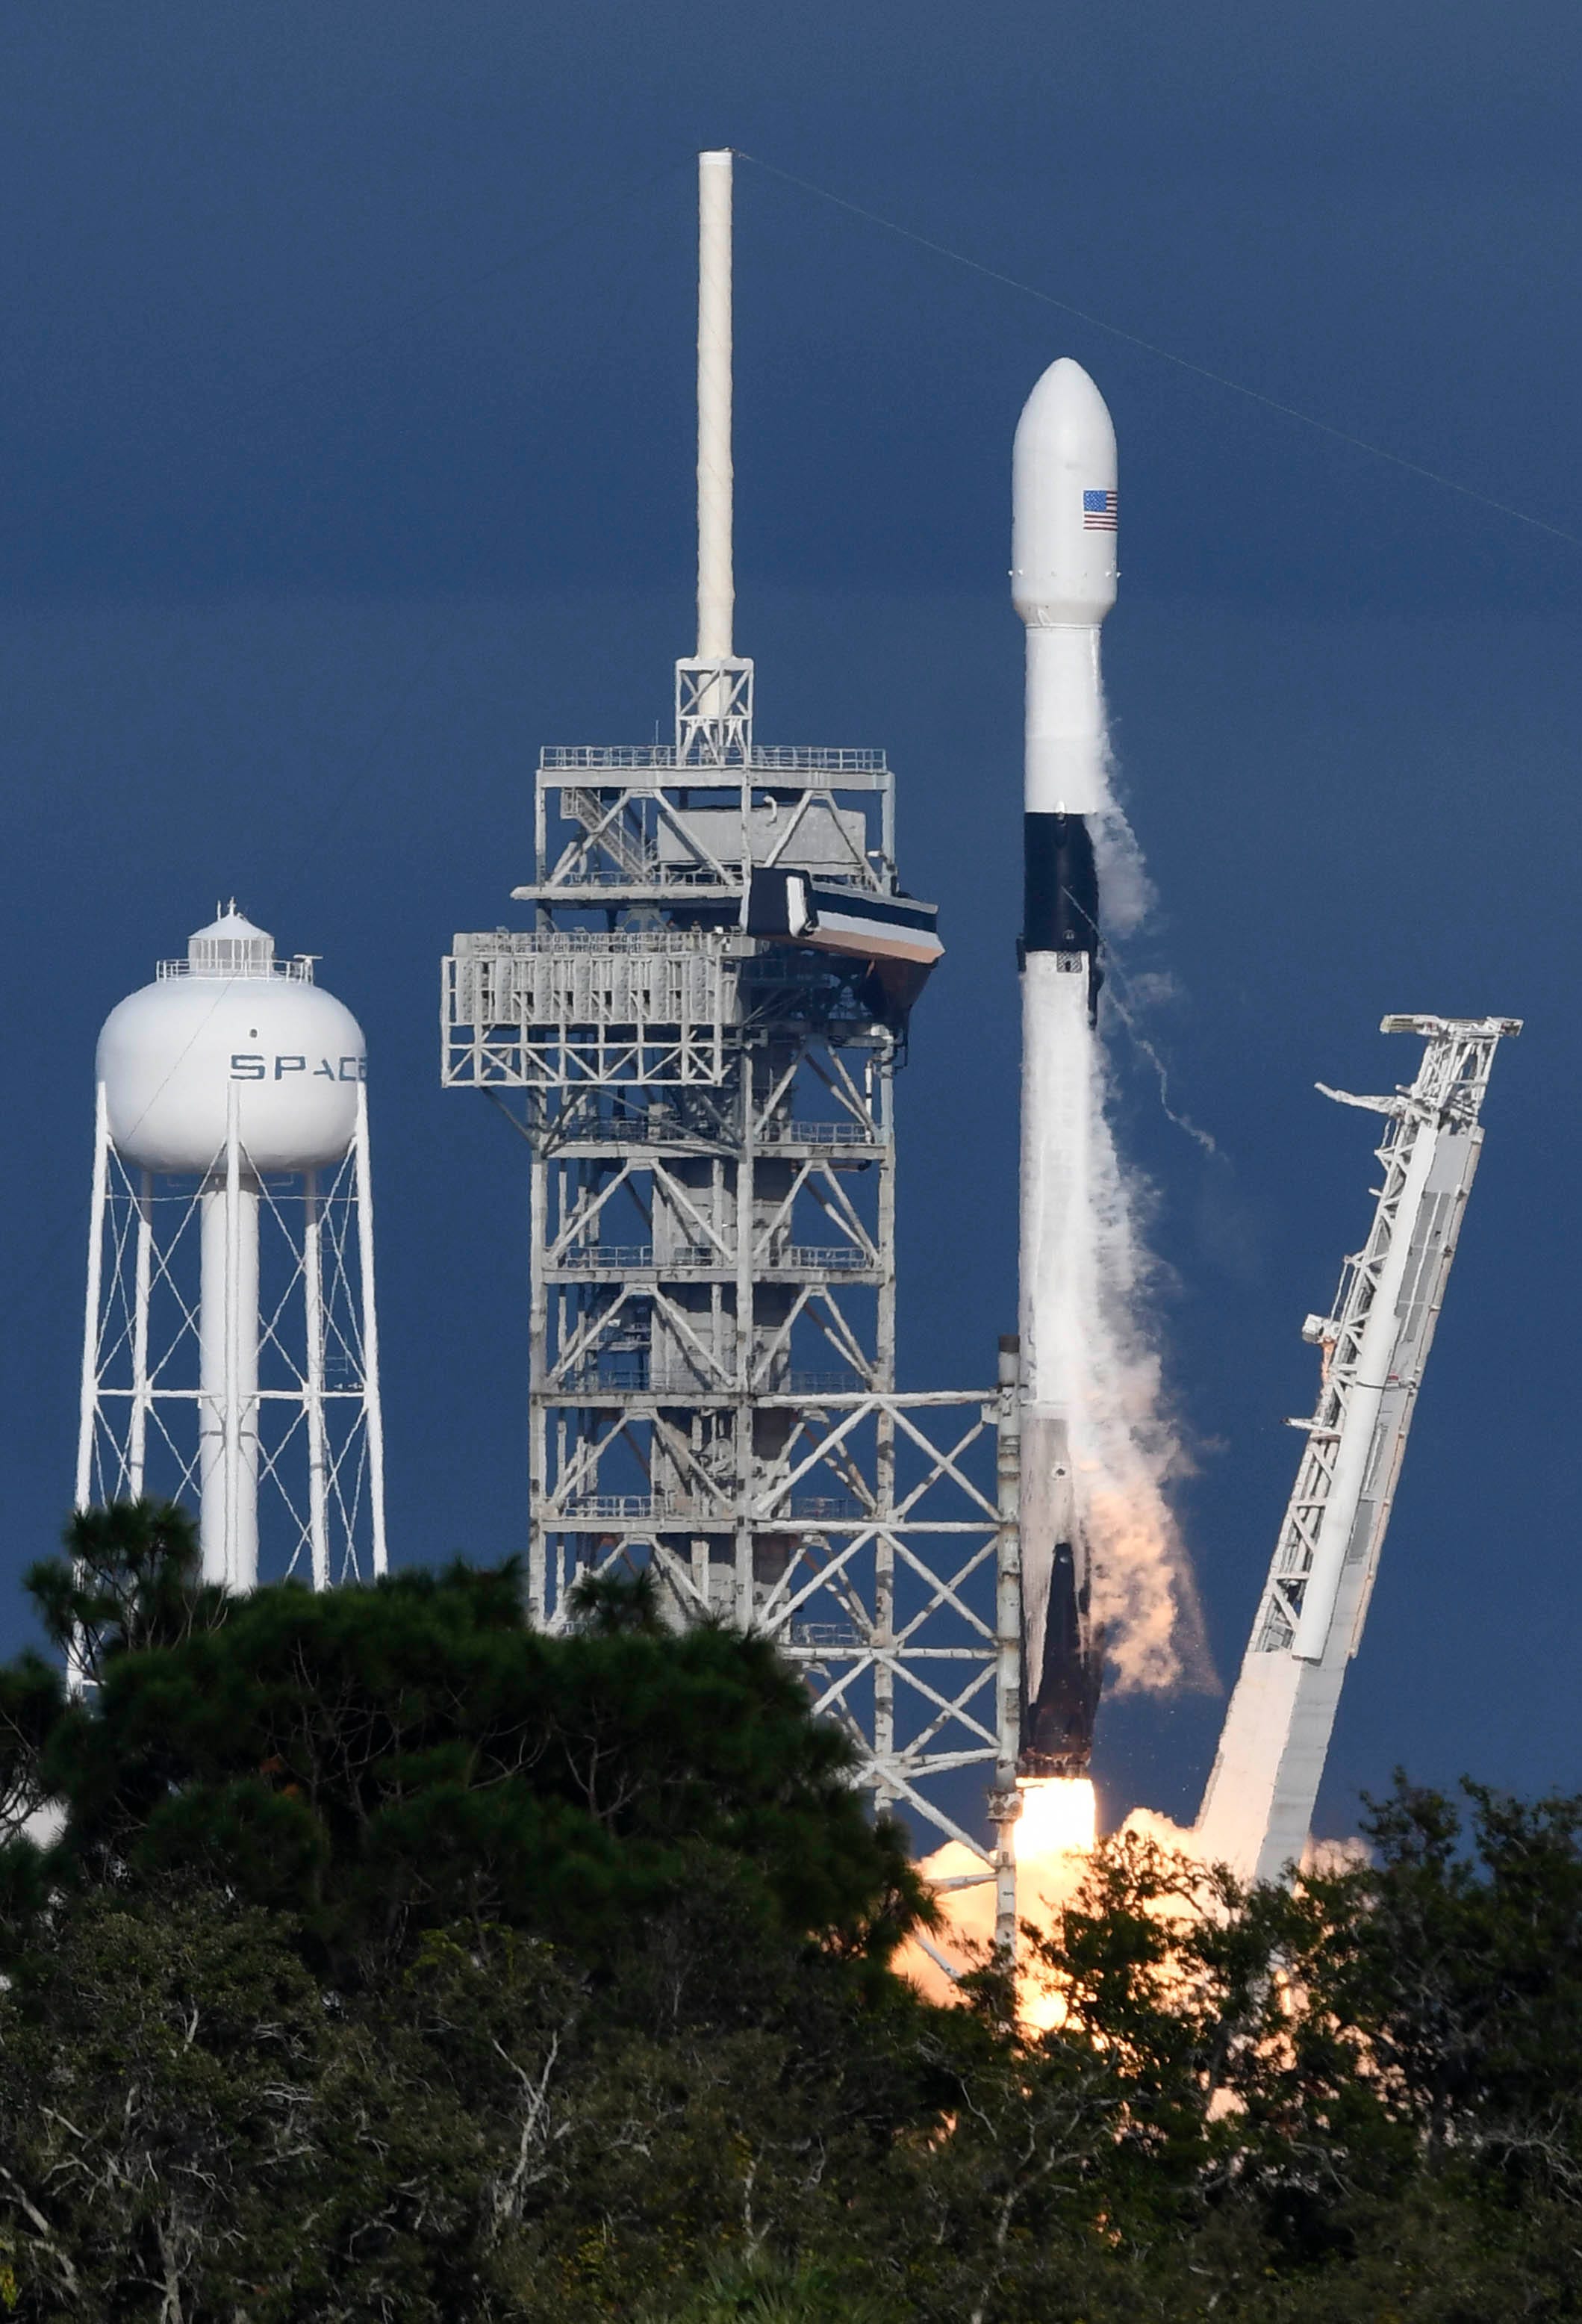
[10,1502,926,1984]
[1,1502,1581,2322]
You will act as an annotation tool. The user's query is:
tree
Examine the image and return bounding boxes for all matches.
[10,1507,929,1987]
[7,1508,1582,2321]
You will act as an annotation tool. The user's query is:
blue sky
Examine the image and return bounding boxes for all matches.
[0,3,1577,1834]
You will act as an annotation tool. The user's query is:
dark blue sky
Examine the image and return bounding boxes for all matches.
[1,3,1577,1835]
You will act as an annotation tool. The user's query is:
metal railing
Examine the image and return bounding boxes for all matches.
[558,1491,865,1523]
[759,1119,875,1147]
[555,1243,872,1275]
[541,745,888,774]
[455,928,735,958]
[788,1621,865,1650]
[158,955,315,984]
[552,1116,875,1149]
[558,1245,655,1271]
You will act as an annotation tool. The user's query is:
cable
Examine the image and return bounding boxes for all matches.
[737,150,1582,553]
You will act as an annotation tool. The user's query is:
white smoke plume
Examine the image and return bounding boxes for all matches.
[1073,1026,1212,1693]
[1068,724,1215,1697]
[1091,801,1154,938]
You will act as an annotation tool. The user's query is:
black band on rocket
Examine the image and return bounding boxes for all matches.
[1023,812,1100,955]
[1023,1538,1103,1776]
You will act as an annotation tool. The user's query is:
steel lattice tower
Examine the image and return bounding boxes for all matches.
[443,154,1018,1907]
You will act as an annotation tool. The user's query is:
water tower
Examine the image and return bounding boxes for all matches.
[77,906,387,1588]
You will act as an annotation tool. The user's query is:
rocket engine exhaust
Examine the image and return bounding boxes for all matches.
[1013,358,1118,1783]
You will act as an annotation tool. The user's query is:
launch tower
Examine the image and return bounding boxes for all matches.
[444,154,1014,1862]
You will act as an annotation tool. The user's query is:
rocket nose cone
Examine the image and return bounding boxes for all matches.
[1012,358,1118,626]
[1017,358,1115,462]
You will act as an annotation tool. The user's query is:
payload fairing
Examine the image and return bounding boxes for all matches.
[1013,358,1116,1776]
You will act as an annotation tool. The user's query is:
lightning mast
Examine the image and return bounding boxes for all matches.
[1197,1013,1520,1884]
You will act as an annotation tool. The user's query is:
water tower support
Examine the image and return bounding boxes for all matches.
[199,1087,261,1589]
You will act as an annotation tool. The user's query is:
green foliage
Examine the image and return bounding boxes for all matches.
[27,1498,228,1678]
[642,2253,902,2322]
[2,1507,1582,2320]
[16,1516,927,1984]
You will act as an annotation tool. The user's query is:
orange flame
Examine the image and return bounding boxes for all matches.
[1014,1776,1097,1861]
[899,1777,1099,2023]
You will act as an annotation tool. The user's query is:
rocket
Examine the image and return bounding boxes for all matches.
[1012,358,1115,1779]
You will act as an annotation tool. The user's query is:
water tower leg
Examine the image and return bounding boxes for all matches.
[354,1084,387,1578]
[128,1169,153,1497]
[199,1093,259,1591]
[303,1167,329,1589]
[74,1081,111,1515]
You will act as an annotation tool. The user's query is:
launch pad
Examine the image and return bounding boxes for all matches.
[437,153,1522,1942]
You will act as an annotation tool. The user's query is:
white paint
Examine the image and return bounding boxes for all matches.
[1019,975,1205,1695]
[697,149,734,661]
[1013,357,1117,815]
[354,1081,388,1579]
[75,1083,110,1520]
[198,1084,260,1590]
[1014,358,1203,1704]
[1023,624,1109,815]
[98,909,363,1175]
[1197,1019,1520,1884]
[77,908,387,1596]
[128,1171,153,1494]
[1288,1118,1439,1661]
[304,1166,328,1591]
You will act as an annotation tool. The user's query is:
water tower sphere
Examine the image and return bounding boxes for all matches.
[97,908,366,1175]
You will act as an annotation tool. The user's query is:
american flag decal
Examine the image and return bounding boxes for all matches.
[1083,488,1118,531]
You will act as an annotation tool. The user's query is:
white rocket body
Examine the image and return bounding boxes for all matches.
[1012,358,1117,815]
[1013,358,1117,1774]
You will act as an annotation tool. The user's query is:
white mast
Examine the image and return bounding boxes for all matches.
[696,149,734,661]
[677,150,751,768]
[1197,1013,1520,1884]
